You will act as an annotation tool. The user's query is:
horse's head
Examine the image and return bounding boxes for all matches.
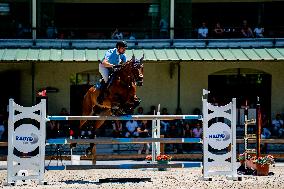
[119,55,144,86]
[130,54,144,86]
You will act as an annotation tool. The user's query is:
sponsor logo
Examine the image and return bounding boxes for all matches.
[208,131,230,141]
[15,133,39,144]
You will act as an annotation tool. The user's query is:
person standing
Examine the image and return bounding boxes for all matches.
[0,111,5,141]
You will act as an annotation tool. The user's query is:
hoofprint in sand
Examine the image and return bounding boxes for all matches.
[1,165,284,189]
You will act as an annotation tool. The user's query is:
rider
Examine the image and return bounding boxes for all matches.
[97,40,128,104]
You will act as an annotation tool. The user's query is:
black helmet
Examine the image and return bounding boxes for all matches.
[116,41,127,48]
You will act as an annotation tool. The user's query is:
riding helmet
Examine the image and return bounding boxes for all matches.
[116,41,127,48]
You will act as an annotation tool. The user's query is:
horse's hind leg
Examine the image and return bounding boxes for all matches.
[89,108,112,165]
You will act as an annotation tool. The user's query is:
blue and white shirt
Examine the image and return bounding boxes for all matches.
[102,48,127,65]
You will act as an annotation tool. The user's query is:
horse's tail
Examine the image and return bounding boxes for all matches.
[79,86,97,129]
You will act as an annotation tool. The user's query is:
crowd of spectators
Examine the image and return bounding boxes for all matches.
[105,106,204,154]
[0,16,274,39]
[195,19,265,39]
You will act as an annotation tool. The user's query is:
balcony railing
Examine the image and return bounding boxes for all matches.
[0,38,283,49]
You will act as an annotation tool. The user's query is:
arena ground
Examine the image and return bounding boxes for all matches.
[0,161,284,189]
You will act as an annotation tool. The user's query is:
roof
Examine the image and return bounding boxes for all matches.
[0,48,284,62]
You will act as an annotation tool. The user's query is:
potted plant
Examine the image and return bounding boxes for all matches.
[145,154,172,171]
[253,155,275,176]
[238,153,255,169]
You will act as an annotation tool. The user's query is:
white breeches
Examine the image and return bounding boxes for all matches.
[99,63,109,83]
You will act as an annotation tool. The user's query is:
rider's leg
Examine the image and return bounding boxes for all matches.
[97,65,109,104]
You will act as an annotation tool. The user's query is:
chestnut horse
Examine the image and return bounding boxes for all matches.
[79,55,144,131]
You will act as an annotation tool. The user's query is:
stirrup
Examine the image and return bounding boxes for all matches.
[97,92,104,104]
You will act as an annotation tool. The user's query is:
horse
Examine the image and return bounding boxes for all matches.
[79,55,144,132]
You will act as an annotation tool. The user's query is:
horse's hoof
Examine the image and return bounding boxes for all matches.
[112,106,119,110]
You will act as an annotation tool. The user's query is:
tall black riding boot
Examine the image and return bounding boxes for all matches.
[97,80,106,104]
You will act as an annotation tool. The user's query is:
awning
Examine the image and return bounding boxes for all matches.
[0,48,284,62]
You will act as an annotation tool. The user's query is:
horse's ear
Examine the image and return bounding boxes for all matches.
[140,54,144,62]
[132,54,135,62]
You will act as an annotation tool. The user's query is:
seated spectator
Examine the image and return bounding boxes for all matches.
[198,22,208,39]
[111,28,123,39]
[136,106,144,127]
[212,22,224,38]
[137,120,151,154]
[80,125,93,139]
[175,107,184,128]
[192,122,203,138]
[272,113,284,137]
[183,122,193,152]
[261,125,271,139]
[166,121,183,153]
[112,120,123,138]
[254,24,264,38]
[46,20,58,39]
[57,108,70,137]
[183,122,193,137]
[240,20,254,38]
[125,120,139,137]
[46,120,58,139]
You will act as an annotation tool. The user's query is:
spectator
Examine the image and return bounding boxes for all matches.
[272,113,284,137]
[129,32,136,40]
[166,121,183,153]
[192,122,203,138]
[254,23,264,38]
[136,106,144,115]
[261,125,271,139]
[125,120,139,137]
[57,108,70,137]
[137,120,151,154]
[112,120,123,138]
[175,107,184,128]
[46,120,58,139]
[161,107,170,134]
[240,20,254,38]
[198,22,208,39]
[192,121,203,151]
[212,22,224,38]
[46,20,58,39]
[183,122,193,152]
[111,28,123,40]
[0,111,5,141]
[80,125,93,139]
[136,106,144,128]
[159,18,169,38]
[16,23,31,38]
[147,105,156,115]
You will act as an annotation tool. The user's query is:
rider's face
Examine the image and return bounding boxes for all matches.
[118,46,126,54]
